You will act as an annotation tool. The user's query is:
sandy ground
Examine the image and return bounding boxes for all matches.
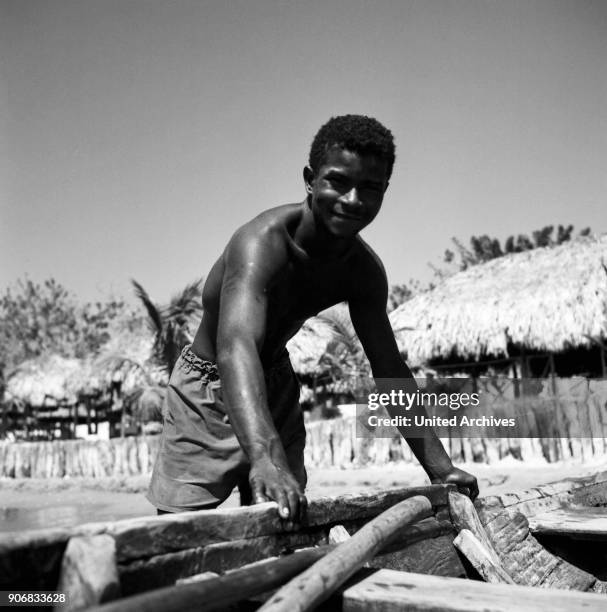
[2,456,607,533]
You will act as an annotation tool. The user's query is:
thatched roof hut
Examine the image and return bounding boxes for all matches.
[389,235,607,367]
[5,328,163,407]
[287,316,335,375]
[6,355,89,406]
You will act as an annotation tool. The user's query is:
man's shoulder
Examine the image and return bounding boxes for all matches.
[351,236,387,277]
[224,203,300,268]
[232,203,299,242]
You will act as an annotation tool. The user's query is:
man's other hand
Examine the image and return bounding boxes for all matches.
[432,466,479,501]
[249,456,307,523]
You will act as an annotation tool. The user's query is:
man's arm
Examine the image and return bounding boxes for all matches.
[216,227,305,520]
[348,259,479,499]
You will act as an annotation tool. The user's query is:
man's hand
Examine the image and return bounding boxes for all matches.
[431,466,479,501]
[249,456,307,523]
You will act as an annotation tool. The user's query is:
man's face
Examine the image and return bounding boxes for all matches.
[305,147,389,238]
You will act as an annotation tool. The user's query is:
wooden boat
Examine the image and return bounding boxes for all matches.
[1,470,607,611]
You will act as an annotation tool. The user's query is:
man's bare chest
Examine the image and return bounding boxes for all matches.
[266,262,353,322]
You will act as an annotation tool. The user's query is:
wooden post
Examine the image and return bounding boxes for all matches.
[56,534,120,610]
[72,403,78,439]
[120,401,126,438]
[511,360,520,398]
[86,397,92,435]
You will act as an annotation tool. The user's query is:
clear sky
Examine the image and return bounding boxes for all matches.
[2,0,606,304]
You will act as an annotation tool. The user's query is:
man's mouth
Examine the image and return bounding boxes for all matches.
[332,211,363,221]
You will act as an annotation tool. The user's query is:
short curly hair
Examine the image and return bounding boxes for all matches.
[308,114,396,181]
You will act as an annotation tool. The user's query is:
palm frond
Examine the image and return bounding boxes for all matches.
[131,280,163,335]
[165,279,203,321]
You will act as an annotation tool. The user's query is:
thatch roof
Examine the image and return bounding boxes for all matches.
[287,315,335,375]
[389,235,607,365]
[6,355,93,405]
[5,326,166,406]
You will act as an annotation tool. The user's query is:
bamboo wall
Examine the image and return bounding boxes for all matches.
[1,378,606,478]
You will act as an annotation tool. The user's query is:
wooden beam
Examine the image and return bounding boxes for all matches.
[340,569,607,612]
[528,508,607,540]
[90,545,335,612]
[109,484,452,563]
[453,529,514,584]
[448,491,500,564]
[0,485,452,591]
[258,496,432,612]
[118,516,456,595]
[57,535,120,611]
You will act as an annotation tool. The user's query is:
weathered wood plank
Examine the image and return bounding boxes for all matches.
[56,535,120,611]
[258,496,432,612]
[370,533,466,578]
[479,505,597,591]
[449,491,501,565]
[340,569,607,612]
[528,508,607,540]
[92,546,335,612]
[328,525,351,544]
[571,481,607,507]
[119,531,325,595]
[453,529,515,584]
[110,485,451,562]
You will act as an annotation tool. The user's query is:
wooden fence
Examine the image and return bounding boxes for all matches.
[1,378,606,478]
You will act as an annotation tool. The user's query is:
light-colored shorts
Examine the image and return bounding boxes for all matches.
[146,345,306,512]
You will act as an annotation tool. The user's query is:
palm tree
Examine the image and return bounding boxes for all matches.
[95,279,203,434]
[132,279,203,373]
[315,304,373,398]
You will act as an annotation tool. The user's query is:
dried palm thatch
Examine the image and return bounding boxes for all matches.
[389,235,607,365]
[5,321,164,406]
[287,314,335,375]
[6,355,92,405]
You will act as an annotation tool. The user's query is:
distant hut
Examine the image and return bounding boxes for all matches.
[287,317,334,378]
[4,325,166,440]
[389,235,607,377]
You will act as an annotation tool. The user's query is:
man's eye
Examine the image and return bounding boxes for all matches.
[330,177,347,188]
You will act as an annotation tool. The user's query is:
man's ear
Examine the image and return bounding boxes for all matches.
[303,166,315,194]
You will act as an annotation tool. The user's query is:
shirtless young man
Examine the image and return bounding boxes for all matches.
[147,115,478,520]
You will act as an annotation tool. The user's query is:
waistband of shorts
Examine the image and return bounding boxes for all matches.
[178,345,291,378]
[178,345,220,380]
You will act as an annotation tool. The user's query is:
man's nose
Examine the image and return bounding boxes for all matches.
[341,187,361,207]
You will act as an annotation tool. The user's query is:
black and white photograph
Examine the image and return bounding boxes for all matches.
[1,1,606,609]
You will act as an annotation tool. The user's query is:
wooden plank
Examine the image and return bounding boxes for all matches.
[119,531,325,595]
[340,569,607,612]
[479,506,596,591]
[571,481,607,507]
[0,485,450,590]
[328,525,351,544]
[449,491,500,565]
[370,533,466,578]
[57,535,120,610]
[110,485,451,562]
[453,529,515,584]
[258,496,432,612]
[91,546,335,612]
[528,508,607,540]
